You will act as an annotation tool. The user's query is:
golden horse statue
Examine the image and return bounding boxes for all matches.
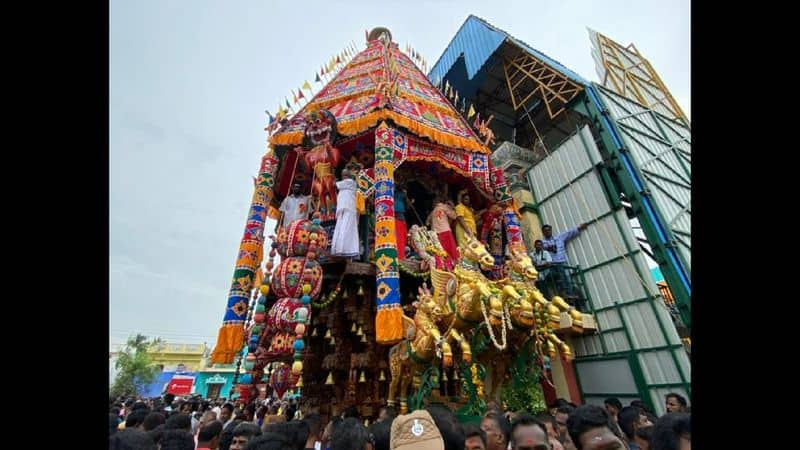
[430,233,519,363]
[387,285,451,412]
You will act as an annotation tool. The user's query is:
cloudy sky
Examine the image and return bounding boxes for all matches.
[110,0,689,348]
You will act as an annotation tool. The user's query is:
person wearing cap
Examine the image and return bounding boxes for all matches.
[390,410,445,450]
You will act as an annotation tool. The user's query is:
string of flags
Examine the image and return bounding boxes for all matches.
[265,40,362,134]
[402,43,428,73]
[430,75,481,134]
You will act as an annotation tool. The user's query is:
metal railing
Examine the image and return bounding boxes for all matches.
[534,264,589,312]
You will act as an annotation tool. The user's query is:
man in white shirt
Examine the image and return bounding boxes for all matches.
[530,239,553,281]
[277,182,311,231]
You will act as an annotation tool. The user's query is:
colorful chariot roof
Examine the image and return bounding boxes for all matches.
[269,31,491,154]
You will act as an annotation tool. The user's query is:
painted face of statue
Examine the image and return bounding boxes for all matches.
[305,110,336,146]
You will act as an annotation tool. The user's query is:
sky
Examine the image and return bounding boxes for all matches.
[110,0,690,348]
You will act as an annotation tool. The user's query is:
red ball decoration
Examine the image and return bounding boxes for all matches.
[271,257,322,298]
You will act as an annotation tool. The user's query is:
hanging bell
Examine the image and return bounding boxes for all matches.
[442,371,448,382]
[357,284,365,297]
[364,419,369,427]
[343,288,350,298]
[296,375,304,387]
[324,329,331,339]
[325,372,334,385]
[351,322,357,333]
[379,370,386,381]
[453,370,459,380]
[330,337,335,346]
[360,334,367,343]
[359,371,366,383]
[312,328,318,337]
[356,325,363,336]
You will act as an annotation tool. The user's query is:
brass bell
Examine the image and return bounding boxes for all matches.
[357,284,365,297]
[312,328,318,337]
[296,375,304,387]
[453,370,459,380]
[356,325,363,336]
[324,329,331,339]
[364,419,369,427]
[325,372,334,385]
[359,371,366,383]
[360,334,367,343]
[330,337,336,346]
[379,370,386,381]
[442,371,448,382]
[351,322,357,333]
[343,288,350,298]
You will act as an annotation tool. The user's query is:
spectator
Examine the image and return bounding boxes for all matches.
[650,413,689,450]
[160,429,196,450]
[566,405,625,450]
[534,412,564,450]
[368,419,392,450]
[109,428,157,450]
[541,223,588,303]
[332,417,371,450]
[481,410,511,450]
[426,404,465,450]
[197,421,224,450]
[302,413,323,450]
[464,423,487,450]
[509,413,550,450]
[143,412,167,431]
[663,394,688,414]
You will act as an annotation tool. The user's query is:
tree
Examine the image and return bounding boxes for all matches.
[111,334,163,397]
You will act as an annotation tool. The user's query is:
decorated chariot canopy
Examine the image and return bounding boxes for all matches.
[267,27,513,208]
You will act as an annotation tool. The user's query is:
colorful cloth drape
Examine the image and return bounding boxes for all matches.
[211,154,278,364]
[373,122,403,344]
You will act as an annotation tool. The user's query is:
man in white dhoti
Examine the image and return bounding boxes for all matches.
[330,169,360,257]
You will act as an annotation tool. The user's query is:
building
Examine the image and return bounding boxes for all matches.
[429,15,690,415]
[147,342,210,372]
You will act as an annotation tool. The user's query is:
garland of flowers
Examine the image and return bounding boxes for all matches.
[311,272,346,309]
[480,291,507,351]
[398,262,430,279]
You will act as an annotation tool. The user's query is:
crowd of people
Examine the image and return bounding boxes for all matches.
[109,392,689,450]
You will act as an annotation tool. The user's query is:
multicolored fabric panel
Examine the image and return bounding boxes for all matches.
[490,167,513,203]
[504,206,527,254]
[388,131,516,201]
[211,154,278,364]
[373,123,403,344]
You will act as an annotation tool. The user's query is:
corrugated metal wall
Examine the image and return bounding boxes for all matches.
[594,87,691,275]
[527,125,689,415]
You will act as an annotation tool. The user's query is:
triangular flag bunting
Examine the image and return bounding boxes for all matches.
[292,90,298,104]
[315,73,321,83]
[297,89,305,100]
[467,104,476,119]
[302,80,312,91]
